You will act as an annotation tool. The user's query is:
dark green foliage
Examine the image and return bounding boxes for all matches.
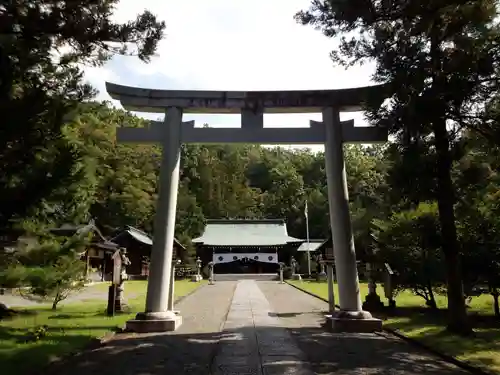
[1,235,87,310]
[373,202,445,309]
[0,0,165,229]
[24,325,49,343]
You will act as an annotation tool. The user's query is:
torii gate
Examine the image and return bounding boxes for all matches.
[105,82,388,333]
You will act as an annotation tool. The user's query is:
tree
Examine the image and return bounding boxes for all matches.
[295,0,500,335]
[0,0,165,229]
[455,131,500,316]
[373,202,445,309]
[0,235,88,310]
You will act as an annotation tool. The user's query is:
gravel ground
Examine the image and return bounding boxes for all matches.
[47,281,236,375]
[258,281,468,375]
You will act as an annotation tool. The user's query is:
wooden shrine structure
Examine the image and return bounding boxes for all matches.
[193,219,302,274]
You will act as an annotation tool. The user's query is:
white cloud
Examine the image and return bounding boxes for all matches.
[84,0,376,150]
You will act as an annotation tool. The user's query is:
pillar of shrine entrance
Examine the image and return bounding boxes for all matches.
[125,107,183,333]
[323,107,382,332]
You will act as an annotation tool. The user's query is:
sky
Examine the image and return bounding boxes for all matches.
[84,0,376,150]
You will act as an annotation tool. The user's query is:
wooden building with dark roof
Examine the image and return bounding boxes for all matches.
[109,226,186,277]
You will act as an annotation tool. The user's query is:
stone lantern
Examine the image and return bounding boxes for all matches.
[191,257,203,282]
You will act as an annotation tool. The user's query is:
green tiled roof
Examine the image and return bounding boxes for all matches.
[192,219,302,246]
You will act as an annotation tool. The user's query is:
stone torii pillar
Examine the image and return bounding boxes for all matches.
[124,107,184,332]
[105,82,387,333]
[311,109,386,332]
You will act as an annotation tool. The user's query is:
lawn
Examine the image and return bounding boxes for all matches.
[86,279,150,294]
[289,280,500,374]
[0,279,205,374]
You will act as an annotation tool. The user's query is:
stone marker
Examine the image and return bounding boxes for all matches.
[317,254,327,281]
[290,256,302,281]
[168,259,181,315]
[384,263,396,308]
[208,261,215,285]
[327,263,336,313]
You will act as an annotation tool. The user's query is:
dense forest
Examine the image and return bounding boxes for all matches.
[13,102,390,248]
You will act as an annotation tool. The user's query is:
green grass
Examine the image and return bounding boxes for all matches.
[289,280,500,374]
[0,279,205,374]
[86,280,150,294]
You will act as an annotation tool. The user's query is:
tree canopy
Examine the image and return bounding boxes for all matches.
[0,0,165,229]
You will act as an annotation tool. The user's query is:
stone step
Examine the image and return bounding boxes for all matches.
[213,273,277,282]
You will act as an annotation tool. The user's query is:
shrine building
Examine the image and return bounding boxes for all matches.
[192,219,303,274]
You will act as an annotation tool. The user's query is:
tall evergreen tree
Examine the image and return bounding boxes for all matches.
[0,0,165,228]
[295,0,500,334]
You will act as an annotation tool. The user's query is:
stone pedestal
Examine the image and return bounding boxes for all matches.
[292,274,302,281]
[191,274,203,282]
[325,310,382,333]
[126,311,182,333]
[317,272,327,281]
[362,292,385,312]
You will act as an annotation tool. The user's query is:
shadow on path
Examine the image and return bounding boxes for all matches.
[41,324,469,375]
[259,281,469,375]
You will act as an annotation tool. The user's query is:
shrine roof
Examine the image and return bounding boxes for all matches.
[192,219,303,247]
[111,226,185,249]
[297,240,325,252]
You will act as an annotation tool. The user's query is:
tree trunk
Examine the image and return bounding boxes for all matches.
[426,281,438,310]
[432,116,471,335]
[492,292,500,317]
[429,26,471,335]
[52,291,61,310]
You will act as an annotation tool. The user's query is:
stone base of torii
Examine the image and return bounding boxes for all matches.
[106,82,388,334]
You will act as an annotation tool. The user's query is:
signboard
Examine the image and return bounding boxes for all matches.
[324,247,335,261]
[111,250,122,285]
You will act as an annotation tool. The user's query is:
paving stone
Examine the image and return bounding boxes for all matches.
[212,363,263,375]
[261,356,314,375]
[210,280,314,375]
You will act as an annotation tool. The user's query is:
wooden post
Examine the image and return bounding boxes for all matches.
[85,249,90,281]
[107,250,122,316]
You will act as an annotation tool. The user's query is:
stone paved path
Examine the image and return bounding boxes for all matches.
[259,281,468,375]
[44,280,471,375]
[213,280,313,374]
